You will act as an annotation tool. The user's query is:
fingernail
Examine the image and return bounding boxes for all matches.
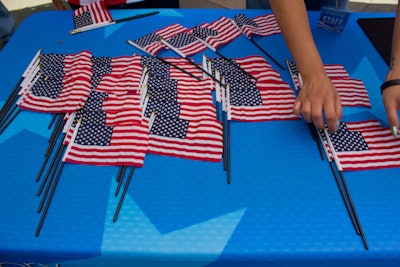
[336,120,340,130]
[391,126,398,138]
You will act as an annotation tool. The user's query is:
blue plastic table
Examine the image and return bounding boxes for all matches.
[0,8,398,267]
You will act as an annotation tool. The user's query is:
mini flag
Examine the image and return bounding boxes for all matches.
[148,115,223,162]
[131,23,187,55]
[63,120,149,167]
[233,13,281,38]
[318,120,400,171]
[191,16,242,49]
[73,0,113,30]
[286,60,371,108]
[164,31,207,57]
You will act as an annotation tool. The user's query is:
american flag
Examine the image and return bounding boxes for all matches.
[143,75,214,105]
[143,97,217,121]
[19,51,93,113]
[191,16,242,49]
[318,120,400,171]
[102,93,142,125]
[164,31,207,57]
[233,13,281,38]
[228,78,300,122]
[148,115,223,162]
[73,0,113,29]
[63,120,149,167]
[141,56,204,81]
[286,60,370,108]
[131,23,187,55]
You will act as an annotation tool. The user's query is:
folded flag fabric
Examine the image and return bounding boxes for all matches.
[318,120,400,171]
[73,0,113,30]
[233,13,281,38]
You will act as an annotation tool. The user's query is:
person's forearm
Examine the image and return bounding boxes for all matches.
[387,2,400,80]
[270,0,325,79]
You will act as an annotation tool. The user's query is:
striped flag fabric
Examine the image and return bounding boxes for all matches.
[131,23,187,55]
[72,0,113,30]
[63,120,149,167]
[318,120,400,171]
[191,16,242,49]
[286,59,370,108]
[18,51,93,113]
[233,13,281,38]
[147,115,223,162]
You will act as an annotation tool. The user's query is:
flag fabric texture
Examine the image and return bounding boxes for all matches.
[286,60,371,108]
[72,0,113,30]
[18,51,93,113]
[318,120,400,171]
[206,55,299,122]
[233,13,281,38]
[148,115,223,162]
[131,23,187,55]
[63,121,149,167]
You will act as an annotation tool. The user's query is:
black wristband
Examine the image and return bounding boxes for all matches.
[380,79,400,94]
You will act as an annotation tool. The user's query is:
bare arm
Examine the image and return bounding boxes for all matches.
[270,0,342,131]
[382,1,400,137]
[52,0,67,10]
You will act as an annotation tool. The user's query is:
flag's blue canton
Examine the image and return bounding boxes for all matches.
[133,33,160,48]
[75,123,113,146]
[226,73,254,90]
[191,26,219,40]
[144,98,180,118]
[166,32,197,49]
[150,116,189,139]
[91,57,113,89]
[327,123,369,152]
[40,54,67,73]
[146,77,178,101]
[210,57,242,77]
[75,110,107,126]
[141,56,170,79]
[234,14,259,28]
[31,75,63,99]
[230,88,262,106]
[74,10,93,29]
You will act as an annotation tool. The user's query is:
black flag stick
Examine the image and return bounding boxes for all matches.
[48,114,58,129]
[115,166,127,196]
[338,170,368,249]
[113,166,135,222]
[322,128,368,250]
[127,40,201,81]
[70,11,160,34]
[225,84,232,184]
[230,18,284,70]
[0,49,41,119]
[191,34,257,81]
[0,108,21,134]
[160,38,225,86]
[35,161,65,237]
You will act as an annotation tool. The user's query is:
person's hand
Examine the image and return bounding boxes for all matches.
[293,74,342,131]
[382,85,400,137]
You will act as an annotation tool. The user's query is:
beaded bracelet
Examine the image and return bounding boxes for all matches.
[380,79,400,94]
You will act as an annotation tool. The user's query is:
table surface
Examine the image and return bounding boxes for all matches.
[0,8,398,267]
